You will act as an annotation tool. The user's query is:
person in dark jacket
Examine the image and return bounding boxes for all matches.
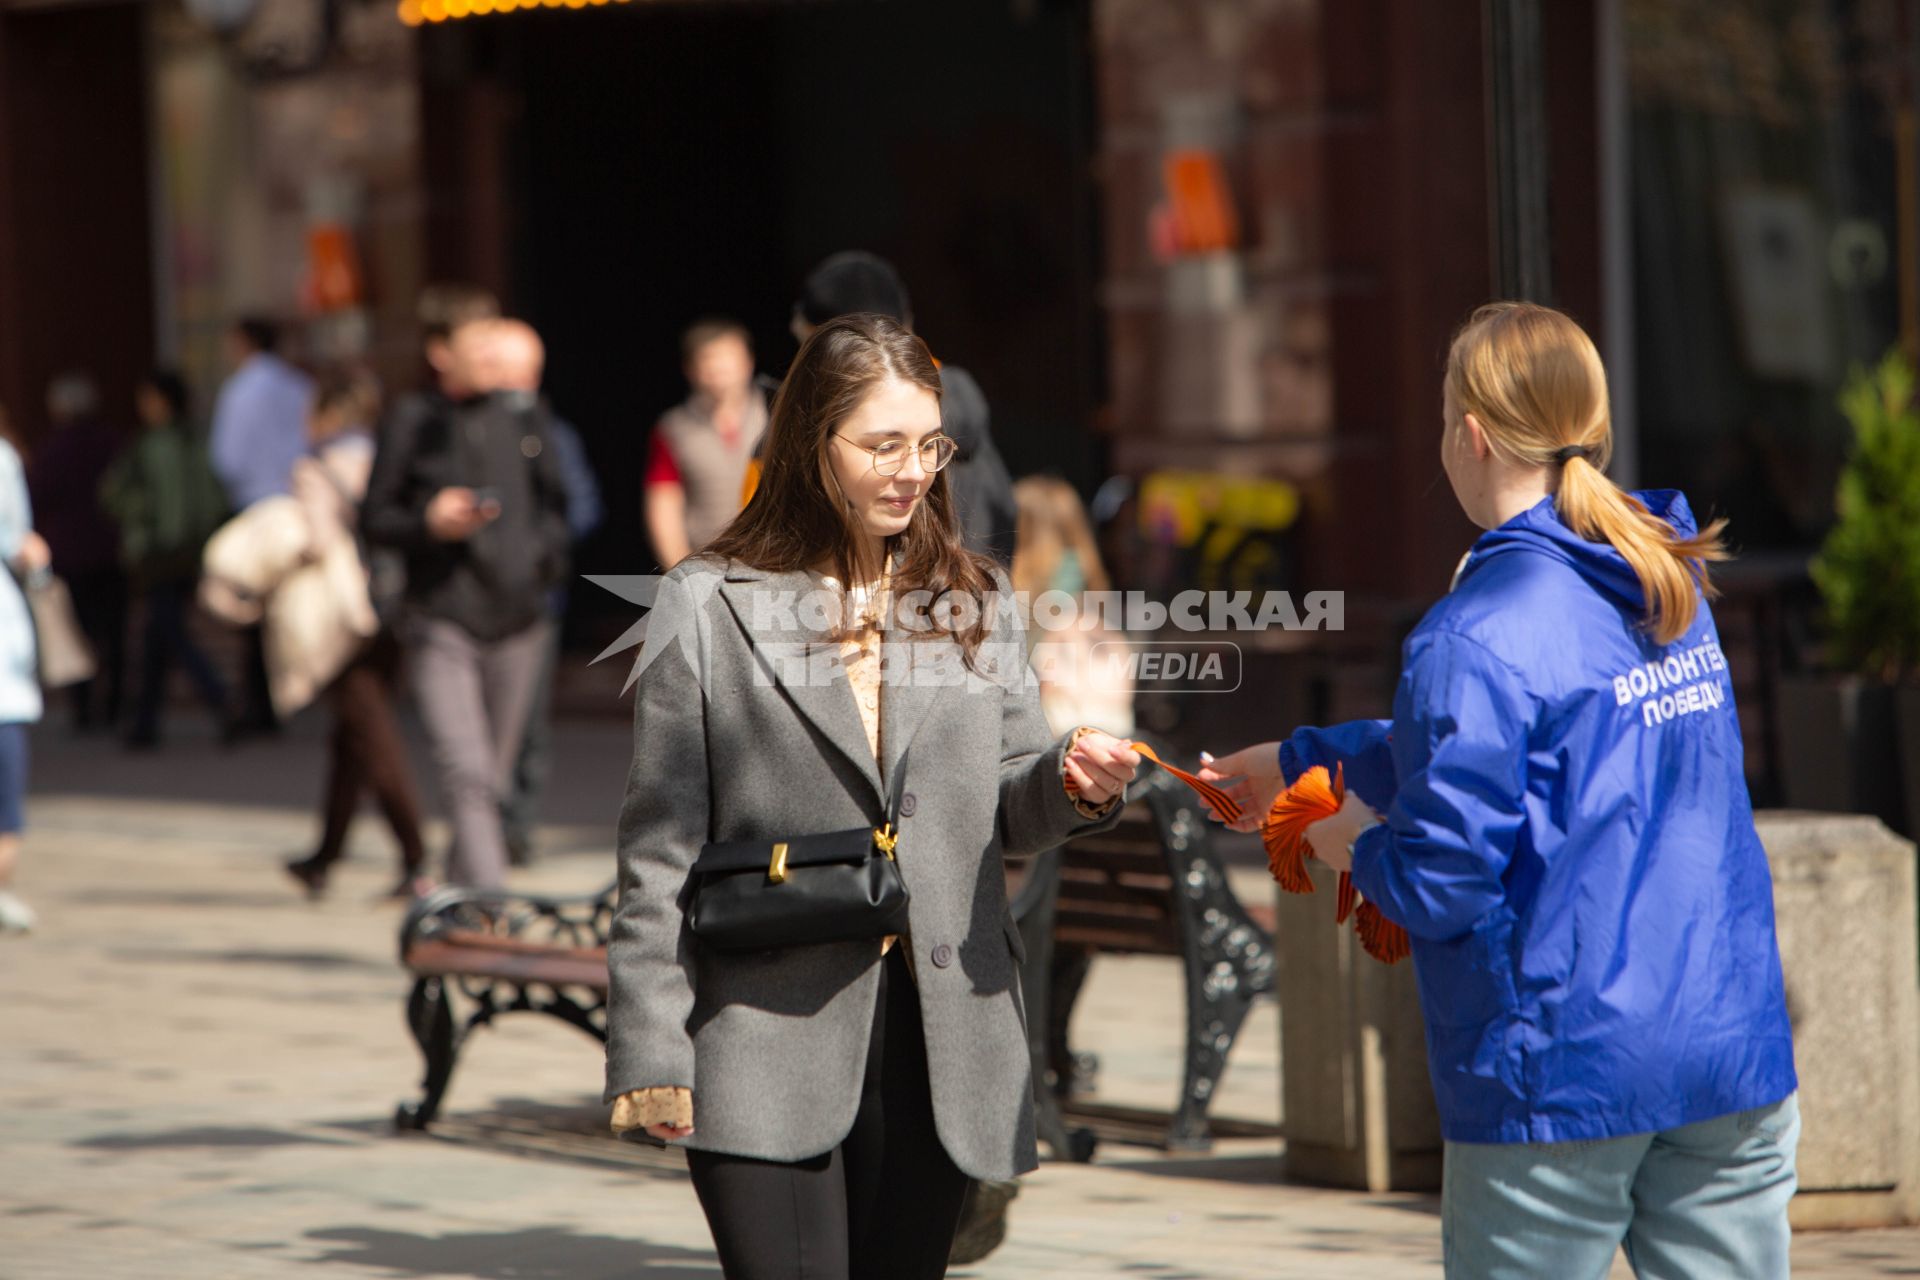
[361,316,572,889]
[489,319,604,867]
[100,371,233,747]
[1202,303,1797,1279]
[788,251,1017,566]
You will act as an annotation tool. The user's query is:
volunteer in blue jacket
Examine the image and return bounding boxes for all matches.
[1203,301,1798,1279]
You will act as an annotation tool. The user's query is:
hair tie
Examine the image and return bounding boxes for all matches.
[1551,445,1592,466]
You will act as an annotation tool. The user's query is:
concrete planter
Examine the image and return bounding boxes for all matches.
[1274,864,1441,1192]
[1759,812,1920,1229]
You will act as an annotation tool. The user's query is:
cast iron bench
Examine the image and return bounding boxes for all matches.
[1013,763,1277,1159]
[394,885,614,1130]
[395,765,1276,1154]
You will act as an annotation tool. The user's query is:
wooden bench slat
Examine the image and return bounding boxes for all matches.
[1056,922,1183,950]
[405,939,610,992]
[432,929,608,957]
[1060,853,1168,878]
[1057,879,1177,910]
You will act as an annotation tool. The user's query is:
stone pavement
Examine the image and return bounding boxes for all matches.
[4,715,1919,1278]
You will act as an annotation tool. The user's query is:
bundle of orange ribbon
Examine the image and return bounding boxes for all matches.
[1262,763,1410,964]
[1068,742,1405,963]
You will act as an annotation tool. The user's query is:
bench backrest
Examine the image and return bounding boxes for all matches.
[1053,769,1196,955]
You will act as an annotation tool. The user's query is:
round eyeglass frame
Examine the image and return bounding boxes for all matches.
[833,433,958,477]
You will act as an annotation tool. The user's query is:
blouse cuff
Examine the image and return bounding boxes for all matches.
[610,1086,692,1134]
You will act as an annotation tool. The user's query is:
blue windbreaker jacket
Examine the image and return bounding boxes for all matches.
[1281,492,1796,1144]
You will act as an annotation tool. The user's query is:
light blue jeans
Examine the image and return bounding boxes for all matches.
[1442,1094,1799,1279]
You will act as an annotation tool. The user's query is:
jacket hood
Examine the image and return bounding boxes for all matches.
[1462,489,1698,613]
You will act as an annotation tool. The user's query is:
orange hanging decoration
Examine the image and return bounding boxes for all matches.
[1260,763,1412,965]
[1261,762,1342,894]
[1334,871,1357,925]
[1355,901,1412,964]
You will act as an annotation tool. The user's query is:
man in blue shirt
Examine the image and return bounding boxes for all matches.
[209,318,312,511]
[209,318,312,735]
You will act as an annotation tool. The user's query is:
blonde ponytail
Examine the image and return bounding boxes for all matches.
[1447,302,1728,645]
[1554,455,1727,644]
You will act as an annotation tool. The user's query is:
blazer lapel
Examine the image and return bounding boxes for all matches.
[878,637,953,800]
[716,564,885,807]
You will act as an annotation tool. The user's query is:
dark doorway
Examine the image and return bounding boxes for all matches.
[422,0,1102,620]
[0,1,154,445]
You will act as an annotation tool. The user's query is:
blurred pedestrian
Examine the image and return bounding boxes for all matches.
[606,314,1140,1278]
[362,318,572,890]
[101,370,234,748]
[789,251,1018,566]
[210,318,314,509]
[1011,475,1134,738]
[284,370,432,901]
[644,318,765,571]
[368,284,502,625]
[488,320,603,867]
[1010,474,1134,1108]
[0,406,48,933]
[26,371,126,734]
[209,318,313,736]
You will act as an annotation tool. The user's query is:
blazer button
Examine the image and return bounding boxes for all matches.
[900,792,918,818]
[929,942,954,969]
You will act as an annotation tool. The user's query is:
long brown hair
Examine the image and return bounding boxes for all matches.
[1447,301,1728,645]
[704,313,998,653]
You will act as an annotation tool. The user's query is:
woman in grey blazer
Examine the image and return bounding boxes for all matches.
[605,314,1139,1279]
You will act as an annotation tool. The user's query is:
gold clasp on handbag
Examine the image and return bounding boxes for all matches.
[873,825,898,861]
[767,842,790,884]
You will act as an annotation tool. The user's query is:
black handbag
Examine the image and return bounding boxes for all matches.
[687,750,912,952]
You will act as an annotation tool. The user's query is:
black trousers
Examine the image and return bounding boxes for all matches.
[63,567,127,730]
[311,631,425,875]
[686,947,972,1280]
[129,577,228,738]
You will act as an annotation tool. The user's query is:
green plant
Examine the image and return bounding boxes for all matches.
[1812,351,1920,684]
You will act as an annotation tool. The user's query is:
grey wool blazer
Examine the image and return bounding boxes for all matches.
[604,555,1125,1181]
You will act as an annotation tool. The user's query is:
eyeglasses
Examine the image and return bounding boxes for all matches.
[833,434,958,477]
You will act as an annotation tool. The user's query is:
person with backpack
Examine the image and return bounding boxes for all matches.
[101,370,234,748]
[361,316,573,891]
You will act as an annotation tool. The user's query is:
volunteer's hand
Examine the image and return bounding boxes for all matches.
[646,1120,695,1142]
[1304,790,1382,873]
[1065,730,1140,806]
[1196,743,1285,833]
